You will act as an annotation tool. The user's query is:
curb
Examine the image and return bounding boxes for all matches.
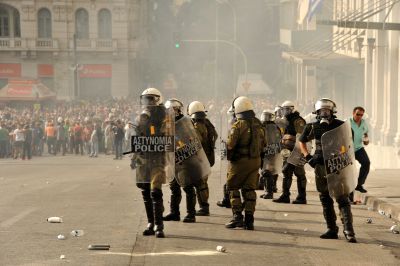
[356,191,400,222]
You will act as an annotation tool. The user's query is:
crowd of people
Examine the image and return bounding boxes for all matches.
[0,96,285,160]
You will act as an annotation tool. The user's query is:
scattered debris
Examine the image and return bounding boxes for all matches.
[47,217,63,223]
[88,244,110,250]
[60,255,66,260]
[303,228,308,232]
[283,213,288,217]
[366,218,372,224]
[57,234,66,240]
[216,246,226,253]
[390,225,399,234]
[378,210,385,216]
[70,230,84,237]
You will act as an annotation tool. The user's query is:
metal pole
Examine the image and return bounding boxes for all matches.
[73,33,78,99]
[215,3,219,99]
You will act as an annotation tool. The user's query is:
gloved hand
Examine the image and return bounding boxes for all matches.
[305,154,317,168]
[130,159,137,170]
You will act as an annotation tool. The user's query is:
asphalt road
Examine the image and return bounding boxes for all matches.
[0,155,399,266]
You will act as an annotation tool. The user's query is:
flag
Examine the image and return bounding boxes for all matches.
[307,0,323,21]
[297,0,310,25]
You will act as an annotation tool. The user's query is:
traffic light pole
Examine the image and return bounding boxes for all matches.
[180,39,248,96]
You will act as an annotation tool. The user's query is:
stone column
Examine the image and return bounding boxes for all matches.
[381,6,399,146]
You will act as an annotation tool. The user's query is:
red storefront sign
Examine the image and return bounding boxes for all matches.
[6,79,37,96]
[38,64,54,77]
[0,64,21,78]
[79,64,112,78]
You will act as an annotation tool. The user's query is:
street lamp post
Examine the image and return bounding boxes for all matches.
[216,0,238,97]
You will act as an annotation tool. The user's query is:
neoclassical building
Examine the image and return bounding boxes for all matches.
[0,0,147,100]
[280,0,400,147]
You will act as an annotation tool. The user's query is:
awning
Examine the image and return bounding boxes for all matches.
[0,78,56,101]
[282,51,360,66]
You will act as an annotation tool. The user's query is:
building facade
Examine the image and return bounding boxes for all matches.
[0,0,147,100]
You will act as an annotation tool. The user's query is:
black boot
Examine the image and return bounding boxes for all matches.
[273,176,291,203]
[151,189,165,238]
[320,194,338,239]
[183,186,196,223]
[340,205,357,243]
[217,184,231,208]
[292,175,307,204]
[141,188,155,236]
[261,173,274,199]
[225,212,244,229]
[195,183,210,216]
[244,212,254,230]
[163,180,181,221]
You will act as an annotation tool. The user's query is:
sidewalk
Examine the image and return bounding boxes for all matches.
[353,144,400,221]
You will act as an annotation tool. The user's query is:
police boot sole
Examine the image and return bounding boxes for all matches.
[292,200,307,204]
[183,217,196,223]
[244,224,254,230]
[225,222,244,229]
[155,231,165,238]
[216,201,231,208]
[272,198,290,204]
[262,194,274,199]
[346,236,357,243]
[143,229,155,236]
[195,211,210,216]
[320,233,339,239]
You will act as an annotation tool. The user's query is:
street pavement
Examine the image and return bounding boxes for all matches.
[0,154,399,266]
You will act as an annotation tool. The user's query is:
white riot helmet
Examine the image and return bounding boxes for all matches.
[187,101,206,119]
[57,116,63,123]
[281,100,296,116]
[140,88,163,106]
[314,98,337,124]
[232,96,254,114]
[165,98,184,116]
[260,110,275,123]
[314,98,337,114]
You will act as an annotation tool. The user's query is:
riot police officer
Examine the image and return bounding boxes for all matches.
[187,101,218,216]
[133,88,173,238]
[273,101,308,204]
[163,98,211,223]
[217,106,236,208]
[225,96,266,230]
[259,110,282,199]
[299,98,357,243]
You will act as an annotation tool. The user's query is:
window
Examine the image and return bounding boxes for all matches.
[38,8,51,38]
[75,8,89,39]
[0,7,9,37]
[98,9,111,39]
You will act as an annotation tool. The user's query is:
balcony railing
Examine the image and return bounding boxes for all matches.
[69,38,118,52]
[0,38,59,51]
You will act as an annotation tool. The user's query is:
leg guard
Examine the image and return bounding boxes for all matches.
[141,185,155,236]
[229,189,243,214]
[183,186,196,222]
[338,196,357,243]
[244,212,254,230]
[319,193,338,237]
[151,188,165,238]
[242,189,257,214]
[196,180,209,215]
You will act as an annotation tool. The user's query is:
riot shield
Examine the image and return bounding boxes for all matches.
[286,136,311,167]
[126,105,175,184]
[174,116,211,187]
[321,120,357,199]
[218,108,235,184]
[262,123,282,174]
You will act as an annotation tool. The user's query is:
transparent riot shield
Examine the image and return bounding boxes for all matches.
[321,120,357,199]
[286,136,311,167]
[262,123,283,174]
[125,105,175,184]
[175,116,211,187]
[219,108,235,184]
